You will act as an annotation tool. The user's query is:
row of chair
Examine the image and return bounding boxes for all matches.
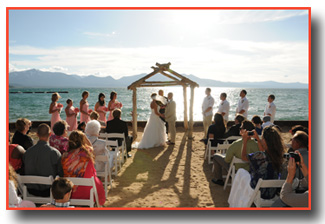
[17,175,100,207]
[97,133,127,198]
[15,133,127,207]
[205,136,285,207]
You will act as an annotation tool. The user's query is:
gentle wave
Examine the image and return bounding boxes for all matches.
[9,87,309,122]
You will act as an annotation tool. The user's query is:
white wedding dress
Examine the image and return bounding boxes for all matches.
[137,106,167,149]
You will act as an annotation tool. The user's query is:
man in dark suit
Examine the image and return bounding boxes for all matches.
[105,109,132,158]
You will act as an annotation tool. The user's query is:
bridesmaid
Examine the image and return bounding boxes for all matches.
[80,91,91,124]
[107,91,123,121]
[49,92,62,131]
[94,93,107,123]
[65,99,79,131]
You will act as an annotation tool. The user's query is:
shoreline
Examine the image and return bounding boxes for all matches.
[8,120,308,131]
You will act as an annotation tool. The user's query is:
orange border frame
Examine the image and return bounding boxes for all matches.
[6,7,311,211]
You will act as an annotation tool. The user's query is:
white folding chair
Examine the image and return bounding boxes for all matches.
[246,178,285,207]
[99,133,126,163]
[104,140,120,176]
[223,157,248,190]
[95,154,112,198]
[17,175,54,204]
[106,133,126,163]
[224,136,241,144]
[205,139,231,164]
[68,176,100,208]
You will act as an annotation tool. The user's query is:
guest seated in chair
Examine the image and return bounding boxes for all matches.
[61,130,106,206]
[105,109,133,158]
[204,113,226,146]
[41,177,75,208]
[12,118,34,150]
[9,143,25,174]
[223,114,245,139]
[241,126,285,199]
[272,151,308,207]
[49,121,69,154]
[23,124,63,197]
[251,115,263,135]
[85,120,115,171]
[9,164,35,208]
[211,120,259,186]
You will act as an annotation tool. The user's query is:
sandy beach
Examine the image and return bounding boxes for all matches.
[10,125,292,208]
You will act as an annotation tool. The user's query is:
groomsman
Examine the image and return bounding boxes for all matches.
[264,94,276,123]
[236,89,249,118]
[217,92,230,123]
[165,92,177,145]
[201,88,215,141]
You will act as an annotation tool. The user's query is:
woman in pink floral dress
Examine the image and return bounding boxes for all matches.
[94,93,107,124]
[49,120,69,154]
[80,91,92,124]
[107,91,123,122]
[65,99,79,131]
[49,92,63,132]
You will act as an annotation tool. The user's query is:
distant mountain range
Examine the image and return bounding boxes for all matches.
[9,69,308,89]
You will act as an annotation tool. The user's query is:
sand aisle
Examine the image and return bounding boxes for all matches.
[105,127,231,208]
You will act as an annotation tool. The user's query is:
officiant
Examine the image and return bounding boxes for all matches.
[158,90,169,134]
[165,92,177,145]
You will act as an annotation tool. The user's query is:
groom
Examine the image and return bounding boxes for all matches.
[165,92,177,145]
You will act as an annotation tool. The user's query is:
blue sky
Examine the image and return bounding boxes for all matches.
[9,9,309,83]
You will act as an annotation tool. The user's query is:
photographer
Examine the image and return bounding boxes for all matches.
[279,151,309,207]
[241,126,285,199]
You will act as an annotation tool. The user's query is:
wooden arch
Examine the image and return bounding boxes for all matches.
[127,62,199,140]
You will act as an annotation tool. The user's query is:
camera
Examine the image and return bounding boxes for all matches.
[247,131,254,136]
[283,152,300,162]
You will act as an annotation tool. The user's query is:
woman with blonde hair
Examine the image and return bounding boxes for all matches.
[80,91,92,124]
[61,130,106,205]
[49,92,63,131]
[9,164,35,208]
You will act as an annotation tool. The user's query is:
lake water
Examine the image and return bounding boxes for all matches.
[9,87,309,123]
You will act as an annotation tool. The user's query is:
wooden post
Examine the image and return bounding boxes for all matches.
[188,85,195,139]
[132,88,138,140]
[183,85,188,130]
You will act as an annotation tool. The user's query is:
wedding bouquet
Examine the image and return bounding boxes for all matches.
[88,109,93,114]
[57,103,63,113]
[74,107,80,113]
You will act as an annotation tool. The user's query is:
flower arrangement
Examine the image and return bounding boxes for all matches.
[88,109,93,113]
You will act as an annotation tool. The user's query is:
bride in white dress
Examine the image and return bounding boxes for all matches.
[137,93,167,149]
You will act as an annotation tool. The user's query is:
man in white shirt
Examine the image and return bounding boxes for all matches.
[264,94,276,123]
[217,92,230,123]
[236,89,249,118]
[201,88,215,141]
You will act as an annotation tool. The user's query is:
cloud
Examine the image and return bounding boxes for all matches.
[83,31,117,38]
[40,66,69,73]
[9,38,308,83]
[166,10,308,26]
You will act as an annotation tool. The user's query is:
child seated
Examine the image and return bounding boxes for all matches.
[41,177,74,208]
